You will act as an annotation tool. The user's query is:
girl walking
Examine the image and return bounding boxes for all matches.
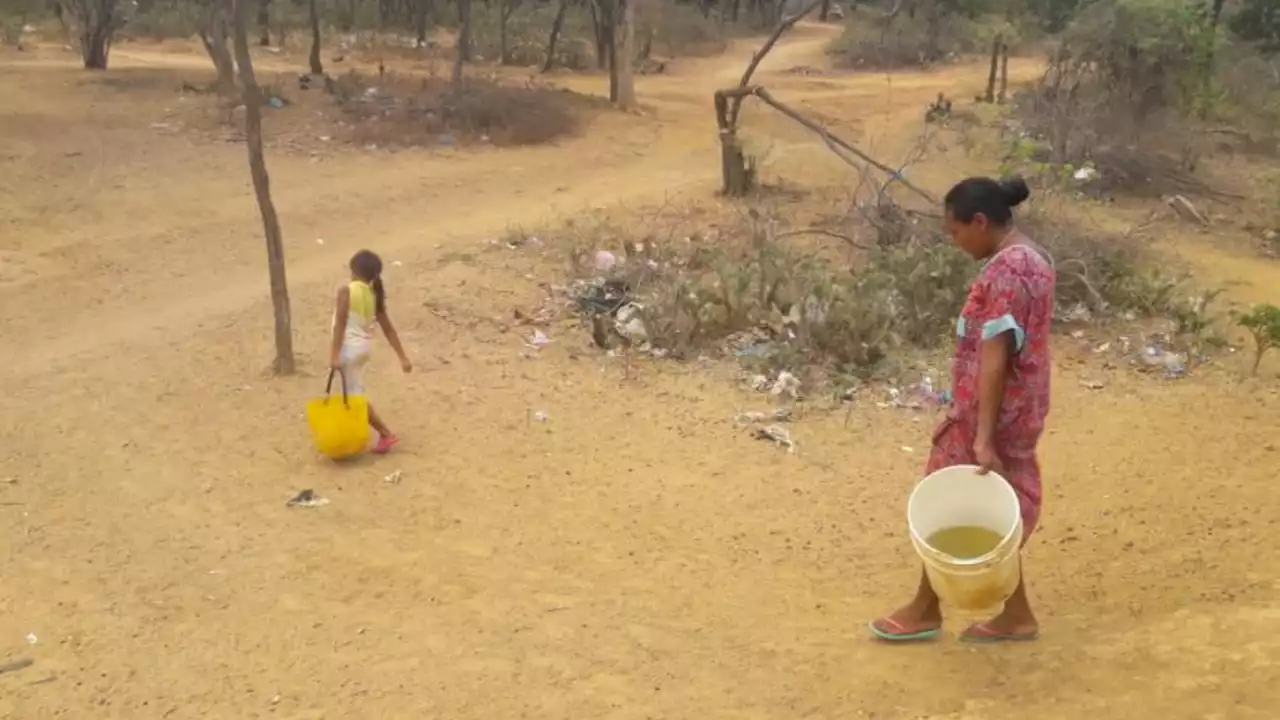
[870,177,1055,643]
[330,249,412,454]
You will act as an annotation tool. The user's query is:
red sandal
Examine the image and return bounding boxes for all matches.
[372,435,400,454]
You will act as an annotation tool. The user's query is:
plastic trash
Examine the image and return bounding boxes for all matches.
[754,424,795,452]
[287,489,330,508]
[594,250,618,271]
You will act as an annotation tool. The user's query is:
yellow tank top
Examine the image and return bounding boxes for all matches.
[342,280,377,351]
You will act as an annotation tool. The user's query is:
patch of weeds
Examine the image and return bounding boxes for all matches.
[1236,304,1280,375]
[328,70,583,147]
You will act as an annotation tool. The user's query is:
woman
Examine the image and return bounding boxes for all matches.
[870,176,1055,643]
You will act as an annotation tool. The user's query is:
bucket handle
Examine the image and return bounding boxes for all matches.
[324,369,350,408]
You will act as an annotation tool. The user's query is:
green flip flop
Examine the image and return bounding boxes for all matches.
[868,617,942,642]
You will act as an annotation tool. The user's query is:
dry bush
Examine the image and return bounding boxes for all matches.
[562,184,1212,380]
[827,10,988,69]
[329,70,583,146]
[1005,0,1249,196]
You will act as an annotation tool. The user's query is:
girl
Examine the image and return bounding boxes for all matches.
[330,249,412,454]
[870,176,1055,643]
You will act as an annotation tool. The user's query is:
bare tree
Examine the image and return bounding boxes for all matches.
[65,0,118,69]
[256,0,270,45]
[453,0,473,84]
[541,0,571,72]
[615,0,636,108]
[229,0,295,374]
[498,0,522,64]
[414,0,432,47]
[307,0,323,74]
[199,0,237,95]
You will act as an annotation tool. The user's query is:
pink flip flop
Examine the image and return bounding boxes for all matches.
[868,616,942,642]
[960,621,1039,643]
[372,435,400,455]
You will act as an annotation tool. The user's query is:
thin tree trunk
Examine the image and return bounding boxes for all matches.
[307,0,323,74]
[616,0,636,109]
[589,0,606,68]
[257,0,270,45]
[983,34,1000,102]
[542,0,569,72]
[200,3,237,95]
[76,0,116,70]
[229,0,295,375]
[998,40,1008,102]
[456,0,472,63]
[819,0,829,20]
[499,0,509,63]
[414,0,429,46]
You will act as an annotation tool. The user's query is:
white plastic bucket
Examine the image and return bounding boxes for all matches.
[908,464,1023,612]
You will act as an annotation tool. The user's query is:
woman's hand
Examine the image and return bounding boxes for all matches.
[400,356,413,374]
[974,439,1005,475]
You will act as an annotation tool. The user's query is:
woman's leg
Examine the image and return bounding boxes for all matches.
[960,570,1039,641]
[870,568,943,639]
[368,403,392,437]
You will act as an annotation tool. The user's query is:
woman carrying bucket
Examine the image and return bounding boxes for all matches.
[870,176,1055,644]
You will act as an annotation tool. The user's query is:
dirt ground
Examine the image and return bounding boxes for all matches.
[2,23,1280,720]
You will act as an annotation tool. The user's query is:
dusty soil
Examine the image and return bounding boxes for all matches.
[2,23,1279,720]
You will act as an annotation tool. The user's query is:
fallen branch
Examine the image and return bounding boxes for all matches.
[775,227,871,249]
[753,87,938,204]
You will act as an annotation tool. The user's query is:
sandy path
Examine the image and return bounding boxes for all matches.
[1,24,1279,720]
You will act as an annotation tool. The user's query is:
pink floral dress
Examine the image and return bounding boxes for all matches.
[928,243,1055,539]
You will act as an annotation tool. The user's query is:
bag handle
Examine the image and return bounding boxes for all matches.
[324,369,350,408]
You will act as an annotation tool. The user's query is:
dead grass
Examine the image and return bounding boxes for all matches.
[328,70,586,147]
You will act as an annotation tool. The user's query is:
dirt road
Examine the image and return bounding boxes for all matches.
[1,24,1278,720]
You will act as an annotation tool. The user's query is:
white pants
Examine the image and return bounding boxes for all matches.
[337,346,371,395]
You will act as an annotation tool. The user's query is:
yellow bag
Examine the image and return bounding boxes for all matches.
[306,370,370,460]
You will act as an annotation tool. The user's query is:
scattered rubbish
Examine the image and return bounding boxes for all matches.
[529,329,551,348]
[1093,342,1111,354]
[0,477,15,484]
[1072,166,1099,182]
[1080,379,1106,390]
[593,250,617,272]
[770,371,800,399]
[271,694,282,705]
[315,238,325,245]
[1139,346,1186,377]
[614,303,648,344]
[0,658,34,676]
[438,134,456,146]
[733,342,774,359]
[735,409,793,425]
[901,446,915,454]
[1070,329,1086,339]
[754,424,795,453]
[286,489,330,508]
[1165,194,1208,226]
[573,278,632,315]
[383,470,402,485]
[879,377,942,410]
[24,633,36,646]
[266,96,285,109]
[1060,303,1092,323]
[749,374,770,391]
[531,410,549,423]
[392,260,403,267]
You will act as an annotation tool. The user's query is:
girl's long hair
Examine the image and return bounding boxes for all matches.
[349,250,386,314]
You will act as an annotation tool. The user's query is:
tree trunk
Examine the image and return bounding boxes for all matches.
[542,0,569,72]
[998,40,1008,102]
[257,0,270,45]
[307,0,323,74]
[983,34,1000,103]
[819,0,829,21]
[229,0,295,376]
[589,0,606,68]
[615,0,636,109]
[456,0,472,63]
[200,3,238,95]
[499,0,509,63]
[414,0,430,46]
[74,0,117,70]
[720,132,753,195]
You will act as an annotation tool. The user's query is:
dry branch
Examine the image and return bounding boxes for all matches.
[752,87,938,203]
[729,0,823,126]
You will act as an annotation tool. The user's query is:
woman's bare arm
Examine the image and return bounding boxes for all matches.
[377,311,412,371]
[330,286,350,368]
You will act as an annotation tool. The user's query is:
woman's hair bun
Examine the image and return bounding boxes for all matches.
[998,176,1031,207]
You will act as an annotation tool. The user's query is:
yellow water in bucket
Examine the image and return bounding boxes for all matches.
[908,465,1023,611]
